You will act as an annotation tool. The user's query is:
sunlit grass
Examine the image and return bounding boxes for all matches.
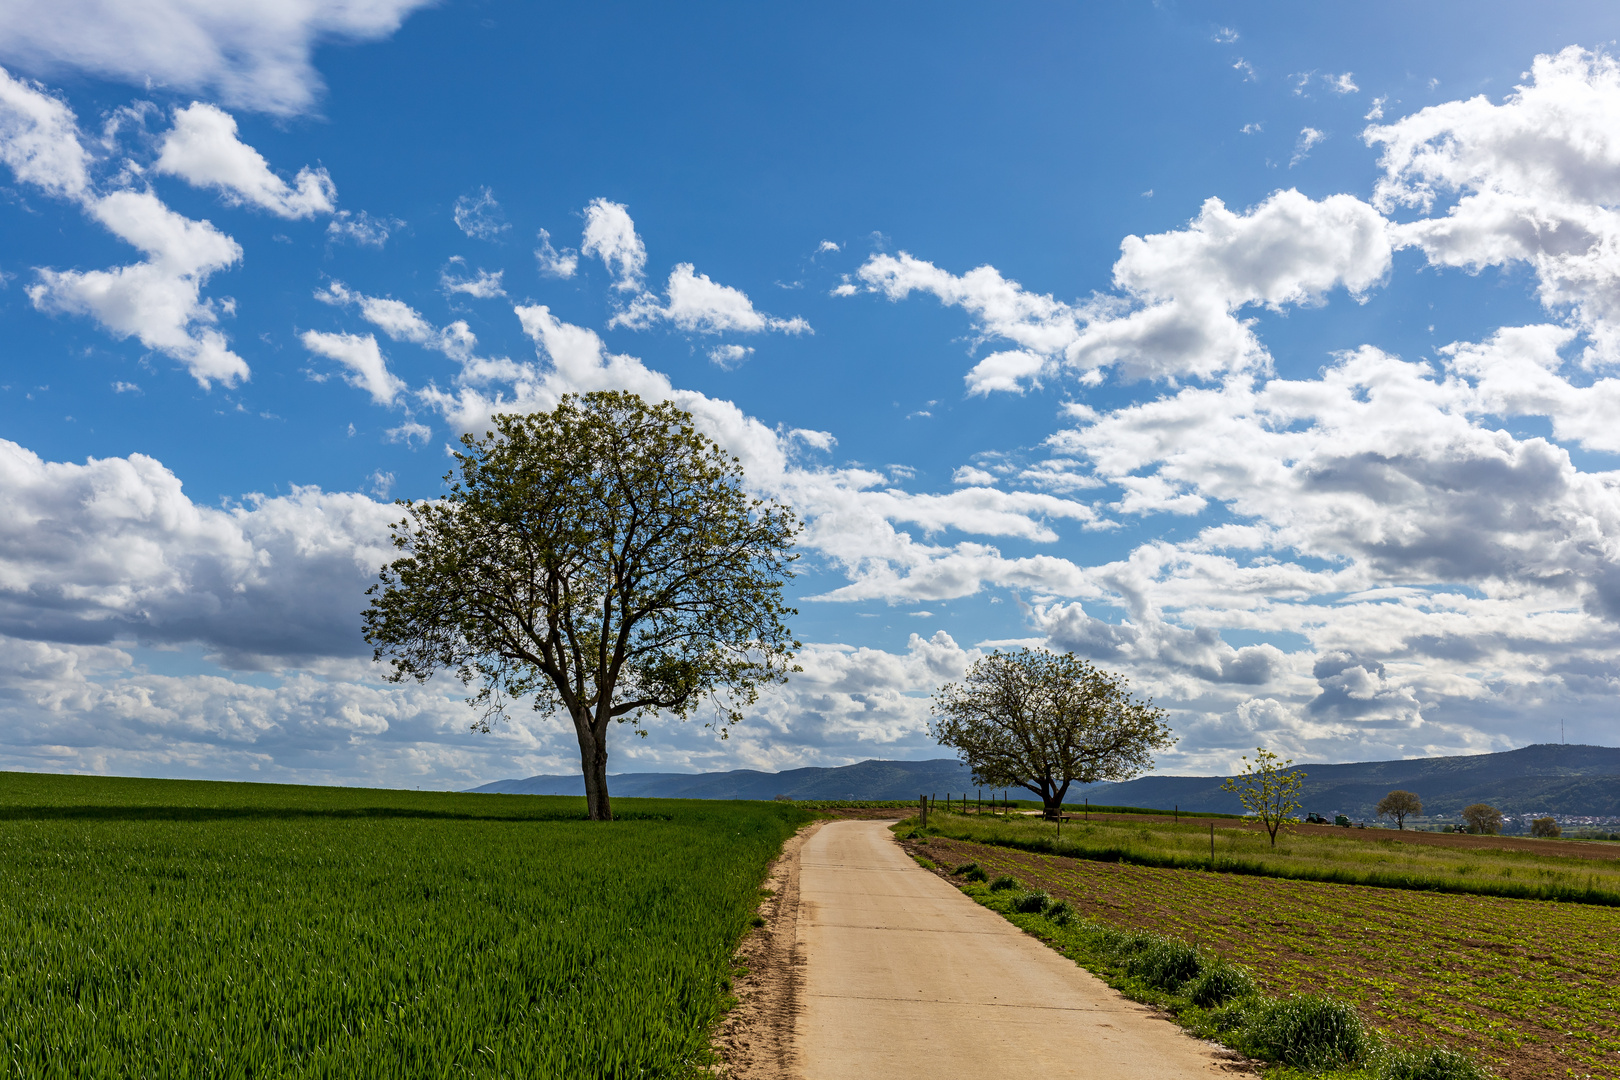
[914,810,1620,904]
[0,772,808,1078]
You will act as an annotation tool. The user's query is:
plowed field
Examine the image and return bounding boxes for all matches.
[918,836,1620,1080]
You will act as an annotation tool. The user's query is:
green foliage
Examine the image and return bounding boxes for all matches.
[1010,890,1051,914]
[930,649,1174,816]
[1376,1046,1493,1080]
[1377,790,1423,829]
[1188,960,1256,1007]
[1221,748,1307,847]
[1243,995,1370,1071]
[0,773,810,1078]
[1531,816,1561,838]
[987,874,1021,891]
[363,391,800,820]
[1460,803,1502,836]
[952,861,987,881]
[1126,939,1203,991]
[912,855,937,870]
[1042,899,1075,925]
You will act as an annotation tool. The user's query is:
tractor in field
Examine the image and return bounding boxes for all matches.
[1334,814,1351,827]
[1305,813,1330,824]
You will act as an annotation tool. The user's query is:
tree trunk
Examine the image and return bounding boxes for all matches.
[1043,780,1071,821]
[575,717,613,821]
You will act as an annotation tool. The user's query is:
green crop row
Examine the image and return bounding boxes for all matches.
[909,810,1620,905]
[0,773,809,1079]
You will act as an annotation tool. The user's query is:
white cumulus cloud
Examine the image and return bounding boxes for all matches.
[614,263,812,335]
[0,0,437,115]
[154,102,335,218]
[535,228,578,278]
[300,330,405,406]
[29,190,249,387]
[440,267,505,299]
[1367,46,1620,363]
[709,344,754,369]
[580,198,646,291]
[0,65,90,199]
[862,188,1390,391]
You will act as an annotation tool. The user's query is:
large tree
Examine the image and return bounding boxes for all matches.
[1376,790,1422,830]
[363,391,800,820]
[1461,802,1503,836]
[929,649,1175,820]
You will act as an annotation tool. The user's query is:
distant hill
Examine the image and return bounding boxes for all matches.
[1093,743,1620,819]
[471,758,978,801]
[471,743,1620,819]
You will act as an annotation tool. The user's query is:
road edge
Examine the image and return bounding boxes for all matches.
[712,817,825,1080]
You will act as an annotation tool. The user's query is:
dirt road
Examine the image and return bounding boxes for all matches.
[792,820,1236,1079]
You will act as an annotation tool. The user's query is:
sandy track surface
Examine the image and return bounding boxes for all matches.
[792,820,1238,1079]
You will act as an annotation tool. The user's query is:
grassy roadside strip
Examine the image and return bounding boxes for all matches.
[908,813,1620,907]
[930,855,1491,1080]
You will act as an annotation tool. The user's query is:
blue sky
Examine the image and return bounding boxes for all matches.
[2,1,1619,788]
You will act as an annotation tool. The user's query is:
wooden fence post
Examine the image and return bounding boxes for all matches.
[919,794,928,828]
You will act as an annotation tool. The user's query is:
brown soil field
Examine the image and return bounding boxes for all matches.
[911,835,1620,1080]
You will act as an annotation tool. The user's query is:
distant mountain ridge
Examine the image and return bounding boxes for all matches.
[470,743,1620,819]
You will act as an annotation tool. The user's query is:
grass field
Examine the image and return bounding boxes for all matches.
[0,772,809,1079]
[913,809,1620,904]
[912,834,1620,1080]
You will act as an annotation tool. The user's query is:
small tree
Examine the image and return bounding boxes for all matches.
[363,392,800,820]
[1221,748,1307,847]
[929,649,1175,820]
[1531,816,1561,838]
[1461,803,1503,835]
[1376,790,1422,830]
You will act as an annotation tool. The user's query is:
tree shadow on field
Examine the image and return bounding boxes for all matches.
[0,805,674,824]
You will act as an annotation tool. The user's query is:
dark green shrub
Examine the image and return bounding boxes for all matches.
[1247,994,1369,1070]
[1043,899,1075,925]
[988,874,1020,892]
[1205,995,1264,1033]
[1187,960,1256,1007]
[1377,1046,1491,1080]
[1011,890,1050,913]
[1128,939,1203,991]
[953,861,988,882]
[1096,926,1159,958]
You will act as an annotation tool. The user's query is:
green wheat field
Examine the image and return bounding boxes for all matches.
[0,772,808,1079]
